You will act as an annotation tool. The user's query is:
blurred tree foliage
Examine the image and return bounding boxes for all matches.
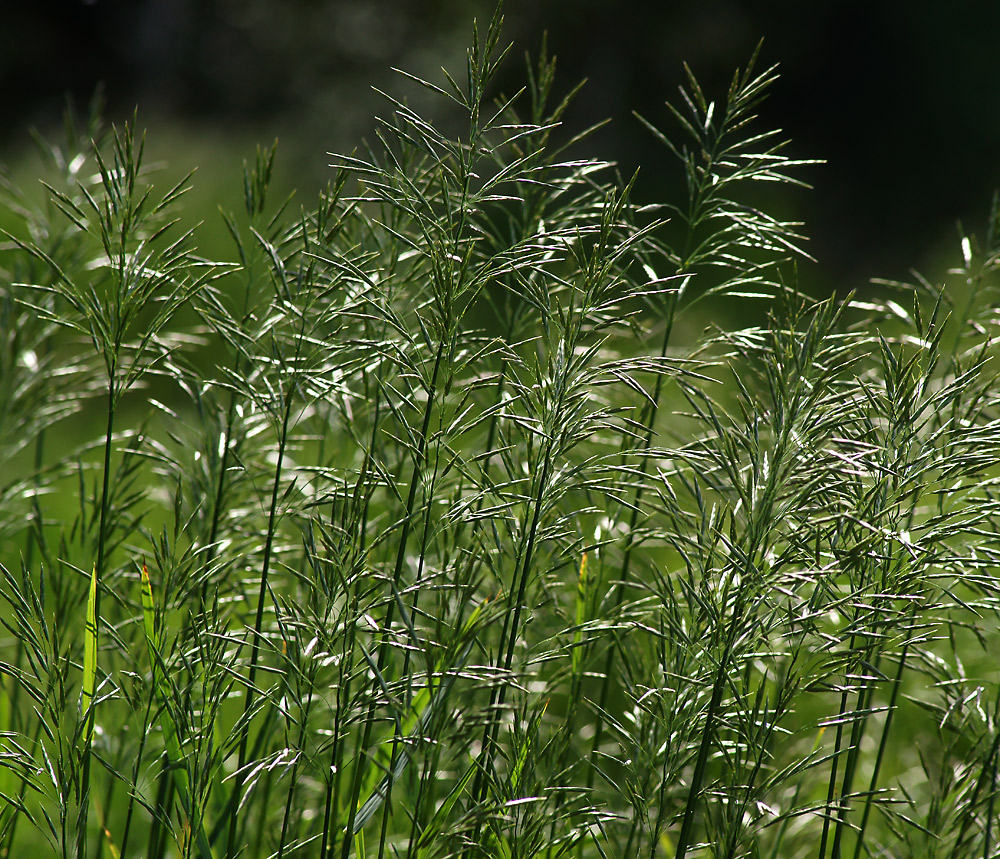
[3,0,999,286]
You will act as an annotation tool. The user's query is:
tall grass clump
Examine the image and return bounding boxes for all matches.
[2,8,1000,858]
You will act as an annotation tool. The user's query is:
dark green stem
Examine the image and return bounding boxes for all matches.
[830,666,876,859]
[673,636,733,859]
[817,674,853,859]
[340,341,445,859]
[76,381,117,859]
[587,310,674,785]
[852,639,909,859]
[320,391,381,859]
[226,391,295,858]
[467,439,555,851]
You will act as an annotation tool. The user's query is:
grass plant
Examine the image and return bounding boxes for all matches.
[1,8,999,858]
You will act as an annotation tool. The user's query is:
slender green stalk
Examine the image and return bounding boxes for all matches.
[116,692,156,858]
[852,637,911,859]
[475,435,556,792]
[673,631,736,859]
[320,409,380,859]
[340,342,445,859]
[147,753,175,858]
[586,311,674,785]
[76,383,117,859]
[226,390,295,858]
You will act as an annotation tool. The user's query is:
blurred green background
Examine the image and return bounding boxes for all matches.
[3,0,999,290]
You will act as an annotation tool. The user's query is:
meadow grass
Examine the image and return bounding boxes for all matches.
[1,9,1000,859]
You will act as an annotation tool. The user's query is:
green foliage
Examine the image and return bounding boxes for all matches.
[1,9,999,859]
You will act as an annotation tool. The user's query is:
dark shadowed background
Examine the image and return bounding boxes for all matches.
[4,0,999,289]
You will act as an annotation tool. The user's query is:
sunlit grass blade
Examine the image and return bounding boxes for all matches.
[82,563,98,739]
